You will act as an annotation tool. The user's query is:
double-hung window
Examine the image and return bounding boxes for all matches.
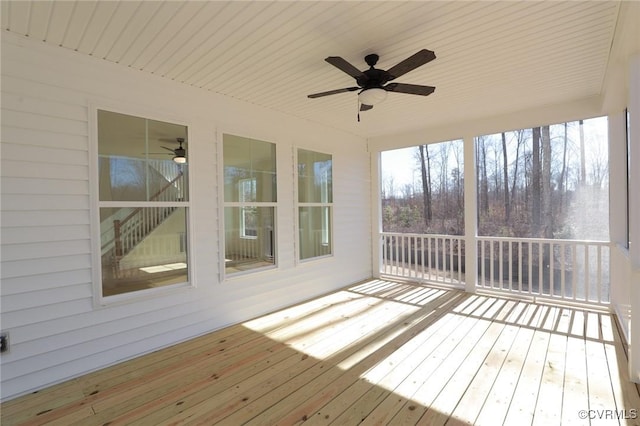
[223,134,277,274]
[297,149,333,260]
[96,110,190,298]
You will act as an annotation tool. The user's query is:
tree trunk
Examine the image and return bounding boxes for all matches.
[439,144,449,230]
[418,145,432,226]
[532,127,541,236]
[501,132,510,222]
[559,122,568,212]
[510,130,522,218]
[479,137,489,215]
[541,125,553,238]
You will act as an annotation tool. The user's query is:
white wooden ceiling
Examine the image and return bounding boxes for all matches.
[1,1,622,138]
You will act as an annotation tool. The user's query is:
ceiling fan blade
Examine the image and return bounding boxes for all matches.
[308,87,360,98]
[386,49,436,80]
[360,104,374,111]
[385,83,435,96]
[325,57,365,78]
[161,146,175,153]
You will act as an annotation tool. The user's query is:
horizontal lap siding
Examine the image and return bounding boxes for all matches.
[0,34,371,401]
[0,37,97,399]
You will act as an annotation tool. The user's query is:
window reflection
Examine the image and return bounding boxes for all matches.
[97,109,190,297]
[223,134,277,274]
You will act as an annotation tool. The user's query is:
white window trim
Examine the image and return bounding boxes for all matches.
[88,101,195,307]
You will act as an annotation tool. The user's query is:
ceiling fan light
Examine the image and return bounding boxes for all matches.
[173,155,187,164]
[358,88,387,106]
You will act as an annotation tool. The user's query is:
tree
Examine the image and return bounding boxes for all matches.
[418,145,432,226]
[541,125,553,238]
[559,122,569,212]
[501,132,510,222]
[510,129,525,219]
[531,127,541,235]
[438,143,450,229]
[477,136,489,216]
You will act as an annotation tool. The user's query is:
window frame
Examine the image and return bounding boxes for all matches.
[89,102,194,306]
[625,108,631,249]
[295,147,334,263]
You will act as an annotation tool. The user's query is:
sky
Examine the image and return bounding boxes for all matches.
[380,116,609,194]
[380,146,418,190]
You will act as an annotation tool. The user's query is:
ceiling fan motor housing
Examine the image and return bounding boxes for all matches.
[357,67,392,90]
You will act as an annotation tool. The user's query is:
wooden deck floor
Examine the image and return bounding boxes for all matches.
[2,279,639,425]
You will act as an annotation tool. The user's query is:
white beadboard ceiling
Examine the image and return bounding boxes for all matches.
[1,1,622,138]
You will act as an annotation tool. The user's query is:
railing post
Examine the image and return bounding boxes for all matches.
[372,151,383,278]
[463,135,477,293]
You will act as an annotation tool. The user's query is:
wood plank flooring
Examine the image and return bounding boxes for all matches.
[2,279,639,425]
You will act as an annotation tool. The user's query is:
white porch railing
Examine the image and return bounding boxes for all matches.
[380,232,611,307]
[477,236,610,306]
[380,232,465,287]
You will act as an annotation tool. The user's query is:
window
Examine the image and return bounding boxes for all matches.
[297,149,333,260]
[223,134,277,274]
[96,110,190,297]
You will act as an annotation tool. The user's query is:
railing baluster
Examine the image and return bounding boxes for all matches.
[435,236,439,282]
[596,244,602,304]
[414,235,418,280]
[549,242,554,297]
[383,235,388,275]
[498,241,504,290]
[572,243,578,301]
[437,237,441,282]
[458,238,462,283]
[430,237,435,282]
[560,242,566,299]
[408,236,412,279]
[518,241,523,292]
[528,241,533,295]
[391,235,396,274]
[480,240,485,288]
[398,235,402,276]
[398,235,403,276]
[489,240,494,289]
[584,243,590,302]
[402,235,407,277]
[420,236,426,280]
[508,241,512,292]
[538,242,543,296]
[394,235,399,275]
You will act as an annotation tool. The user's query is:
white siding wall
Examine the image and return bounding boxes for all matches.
[0,33,372,400]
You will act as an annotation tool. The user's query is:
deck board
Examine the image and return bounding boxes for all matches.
[2,279,639,426]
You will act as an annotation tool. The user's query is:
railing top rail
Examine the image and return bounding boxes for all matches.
[380,231,610,245]
[476,235,611,245]
[380,232,464,239]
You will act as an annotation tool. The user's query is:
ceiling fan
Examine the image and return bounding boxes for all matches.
[308,49,436,115]
[153,137,187,163]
